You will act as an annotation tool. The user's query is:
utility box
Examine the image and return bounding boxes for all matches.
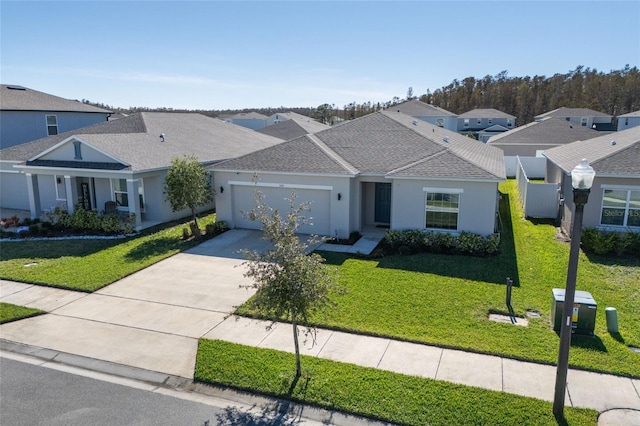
[551,289,597,335]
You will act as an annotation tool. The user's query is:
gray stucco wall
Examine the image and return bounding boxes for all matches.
[390,179,500,236]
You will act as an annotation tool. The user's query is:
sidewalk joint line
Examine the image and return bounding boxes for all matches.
[632,378,640,399]
[48,313,202,340]
[314,330,334,358]
[83,292,236,315]
[376,340,392,368]
[434,347,444,379]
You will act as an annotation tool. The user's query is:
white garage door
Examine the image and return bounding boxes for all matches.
[232,184,331,236]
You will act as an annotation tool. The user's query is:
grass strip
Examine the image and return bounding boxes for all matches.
[0,302,44,324]
[195,339,597,426]
[0,213,217,292]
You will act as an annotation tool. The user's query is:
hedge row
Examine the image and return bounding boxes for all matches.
[380,229,500,257]
[581,228,640,256]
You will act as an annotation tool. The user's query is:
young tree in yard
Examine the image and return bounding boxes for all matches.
[241,188,340,378]
[164,155,213,233]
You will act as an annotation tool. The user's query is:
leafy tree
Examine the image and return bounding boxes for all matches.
[241,188,340,377]
[313,103,334,125]
[164,155,213,231]
[406,86,414,100]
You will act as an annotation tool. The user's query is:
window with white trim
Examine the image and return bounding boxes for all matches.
[46,115,58,135]
[112,178,129,208]
[436,118,445,127]
[600,189,640,227]
[477,118,482,125]
[463,119,470,128]
[425,191,460,230]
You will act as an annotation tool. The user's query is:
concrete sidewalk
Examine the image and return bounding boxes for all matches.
[1,229,639,423]
[2,279,639,417]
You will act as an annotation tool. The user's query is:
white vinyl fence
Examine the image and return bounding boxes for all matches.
[515,157,560,219]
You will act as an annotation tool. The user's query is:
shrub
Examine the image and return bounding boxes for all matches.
[205,221,229,237]
[28,224,40,235]
[381,229,499,257]
[100,214,121,234]
[581,228,640,256]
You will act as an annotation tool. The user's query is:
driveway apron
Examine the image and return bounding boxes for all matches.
[0,230,267,378]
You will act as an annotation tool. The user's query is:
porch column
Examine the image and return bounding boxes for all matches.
[25,173,41,219]
[126,178,142,230]
[64,175,74,213]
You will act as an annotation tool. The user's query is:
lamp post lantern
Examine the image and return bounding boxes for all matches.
[553,159,595,419]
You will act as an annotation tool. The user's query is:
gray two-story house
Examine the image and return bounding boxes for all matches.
[0,84,112,149]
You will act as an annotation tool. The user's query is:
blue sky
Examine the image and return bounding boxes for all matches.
[2,1,639,110]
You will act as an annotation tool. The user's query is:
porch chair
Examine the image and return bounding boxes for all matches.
[104,201,117,215]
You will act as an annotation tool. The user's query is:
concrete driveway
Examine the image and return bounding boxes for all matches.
[0,230,270,378]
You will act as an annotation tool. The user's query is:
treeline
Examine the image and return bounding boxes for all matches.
[420,65,640,124]
[82,65,640,126]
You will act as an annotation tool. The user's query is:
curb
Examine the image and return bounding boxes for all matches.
[0,339,392,426]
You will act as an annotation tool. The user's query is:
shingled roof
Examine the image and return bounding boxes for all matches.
[0,84,112,113]
[535,107,612,120]
[215,110,505,181]
[2,113,282,171]
[258,115,329,140]
[543,126,640,176]
[488,117,606,145]
[389,100,456,117]
[459,108,516,119]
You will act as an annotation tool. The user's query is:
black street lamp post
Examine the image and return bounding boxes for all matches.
[553,159,595,419]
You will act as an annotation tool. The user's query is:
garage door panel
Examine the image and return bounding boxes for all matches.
[232,185,330,236]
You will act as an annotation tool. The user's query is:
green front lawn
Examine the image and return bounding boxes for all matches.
[239,180,640,377]
[0,302,44,324]
[195,339,597,426]
[0,213,217,292]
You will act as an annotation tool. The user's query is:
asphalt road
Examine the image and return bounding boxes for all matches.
[0,357,312,426]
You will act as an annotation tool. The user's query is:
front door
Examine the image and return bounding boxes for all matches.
[374,183,391,224]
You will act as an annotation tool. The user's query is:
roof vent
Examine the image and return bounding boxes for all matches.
[6,85,26,91]
[412,120,418,126]
[159,133,165,142]
[569,125,573,129]
[611,140,616,146]
[397,109,400,113]
[443,136,449,143]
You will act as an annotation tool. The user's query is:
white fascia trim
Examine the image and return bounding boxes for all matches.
[13,164,134,178]
[391,175,504,183]
[28,135,130,166]
[229,180,333,191]
[600,184,640,190]
[213,169,355,178]
[423,187,464,194]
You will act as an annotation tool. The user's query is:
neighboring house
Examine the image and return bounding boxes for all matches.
[221,111,268,130]
[213,110,505,238]
[543,126,640,235]
[0,84,112,149]
[258,114,330,140]
[617,110,640,131]
[265,111,316,127]
[534,107,614,131]
[478,125,510,143]
[389,99,458,131]
[0,113,282,229]
[457,108,516,133]
[488,117,606,176]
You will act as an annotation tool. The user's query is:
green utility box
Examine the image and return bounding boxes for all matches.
[551,288,597,335]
